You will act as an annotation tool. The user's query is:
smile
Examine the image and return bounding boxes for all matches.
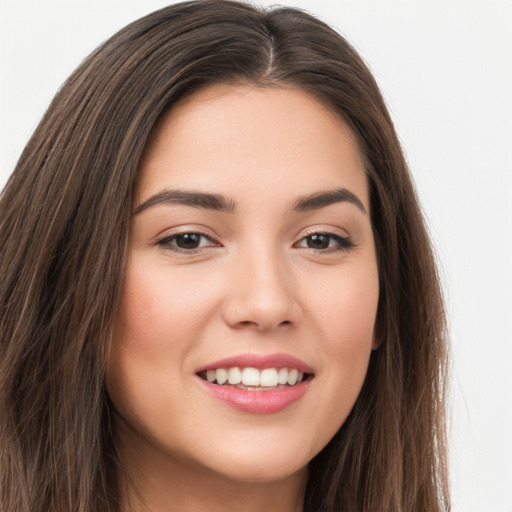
[198,367,307,389]
[196,354,314,414]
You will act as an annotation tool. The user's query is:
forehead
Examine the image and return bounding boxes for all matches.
[137,84,369,210]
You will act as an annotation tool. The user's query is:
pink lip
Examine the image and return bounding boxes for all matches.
[197,377,311,414]
[196,352,314,374]
[195,353,314,414]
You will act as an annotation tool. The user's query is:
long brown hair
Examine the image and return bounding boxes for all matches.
[0,1,450,510]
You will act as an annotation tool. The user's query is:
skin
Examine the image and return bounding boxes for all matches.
[107,84,380,512]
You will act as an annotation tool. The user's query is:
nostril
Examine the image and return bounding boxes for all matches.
[237,320,257,328]
[222,293,303,331]
[232,319,293,331]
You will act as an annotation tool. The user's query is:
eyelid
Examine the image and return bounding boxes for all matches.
[155,226,222,254]
[299,225,349,239]
[153,224,220,242]
[294,227,355,252]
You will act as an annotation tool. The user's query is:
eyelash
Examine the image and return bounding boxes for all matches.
[156,232,219,253]
[294,232,354,252]
[156,231,354,254]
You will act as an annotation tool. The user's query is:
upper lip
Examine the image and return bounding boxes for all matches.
[196,353,314,374]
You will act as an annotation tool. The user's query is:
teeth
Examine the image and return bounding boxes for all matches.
[216,368,228,385]
[227,367,242,384]
[278,368,289,384]
[242,367,260,386]
[287,369,298,386]
[203,367,308,388]
[260,368,279,387]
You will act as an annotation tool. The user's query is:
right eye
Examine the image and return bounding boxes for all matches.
[156,232,219,253]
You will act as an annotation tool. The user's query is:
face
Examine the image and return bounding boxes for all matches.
[107,84,379,485]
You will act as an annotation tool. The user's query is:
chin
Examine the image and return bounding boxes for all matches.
[179,428,322,485]
[205,453,308,485]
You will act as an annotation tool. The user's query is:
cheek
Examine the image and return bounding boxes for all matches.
[106,260,206,418]
[113,260,214,353]
[312,261,379,349]
[306,262,379,423]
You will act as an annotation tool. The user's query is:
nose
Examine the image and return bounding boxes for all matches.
[221,246,302,332]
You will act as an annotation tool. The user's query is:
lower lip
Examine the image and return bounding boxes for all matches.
[197,377,311,414]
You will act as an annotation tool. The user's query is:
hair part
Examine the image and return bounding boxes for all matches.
[0,1,449,510]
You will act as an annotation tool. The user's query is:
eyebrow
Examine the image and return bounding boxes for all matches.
[134,189,236,215]
[292,188,367,214]
[134,187,366,215]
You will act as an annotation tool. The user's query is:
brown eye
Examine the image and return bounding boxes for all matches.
[175,233,201,249]
[295,232,355,252]
[306,234,330,249]
[156,232,218,252]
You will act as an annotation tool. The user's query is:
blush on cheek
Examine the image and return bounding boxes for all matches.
[117,268,173,344]
[317,288,378,392]
[120,266,162,328]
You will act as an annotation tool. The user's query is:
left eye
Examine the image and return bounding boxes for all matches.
[295,233,353,251]
[157,232,216,251]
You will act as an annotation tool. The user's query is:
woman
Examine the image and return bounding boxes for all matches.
[0,1,450,511]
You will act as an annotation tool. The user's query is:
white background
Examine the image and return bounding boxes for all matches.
[1,1,511,511]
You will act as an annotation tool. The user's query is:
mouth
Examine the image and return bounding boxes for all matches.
[195,354,314,414]
[197,366,312,390]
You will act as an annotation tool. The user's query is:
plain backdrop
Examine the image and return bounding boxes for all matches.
[1,1,511,511]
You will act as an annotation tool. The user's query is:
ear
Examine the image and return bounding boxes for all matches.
[371,333,381,350]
